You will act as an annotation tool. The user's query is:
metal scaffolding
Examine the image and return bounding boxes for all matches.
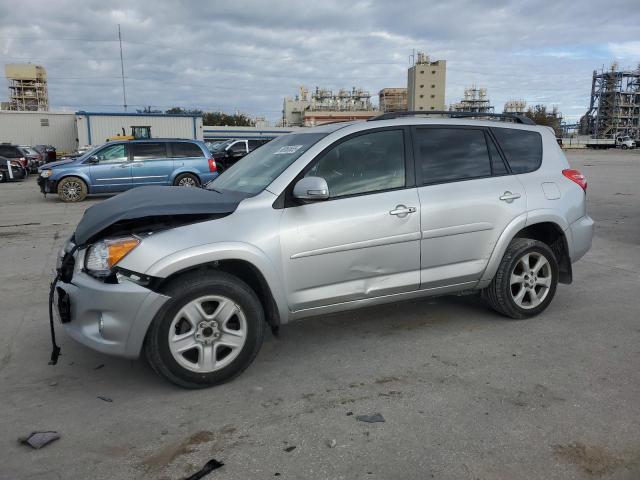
[4,64,49,111]
[450,86,494,113]
[584,63,640,139]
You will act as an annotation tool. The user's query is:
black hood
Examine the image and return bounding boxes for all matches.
[74,186,248,245]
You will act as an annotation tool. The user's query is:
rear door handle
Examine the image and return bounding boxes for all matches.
[389,205,417,217]
[499,191,521,203]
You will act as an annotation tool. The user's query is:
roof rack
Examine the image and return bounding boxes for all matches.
[368,111,536,125]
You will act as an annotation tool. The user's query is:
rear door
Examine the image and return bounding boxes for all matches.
[413,126,526,288]
[130,142,173,187]
[88,143,131,192]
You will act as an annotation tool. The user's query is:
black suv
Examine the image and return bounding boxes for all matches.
[0,143,39,173]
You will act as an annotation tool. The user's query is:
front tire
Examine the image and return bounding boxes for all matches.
[144,271,265,388]
[174,173,200,188]
[621,145,628,150]
[483,238,558,319]
[57,176,88,202]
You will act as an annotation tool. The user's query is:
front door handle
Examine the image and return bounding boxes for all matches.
[499,191,521,203]
[389,205,417,217]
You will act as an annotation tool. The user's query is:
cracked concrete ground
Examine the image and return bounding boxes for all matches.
[0,150,639,480]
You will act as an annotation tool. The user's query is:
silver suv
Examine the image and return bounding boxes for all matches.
[50,113,594,388]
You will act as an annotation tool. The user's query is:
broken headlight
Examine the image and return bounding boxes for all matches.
[85,236,140,277]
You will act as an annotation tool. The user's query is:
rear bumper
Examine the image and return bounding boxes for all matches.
[2,166,26,181]
[567,215,594,263]
[55,271,169,359]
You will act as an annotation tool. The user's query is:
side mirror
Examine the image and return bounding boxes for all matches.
[86,155,99,164]
[293,176,329,202]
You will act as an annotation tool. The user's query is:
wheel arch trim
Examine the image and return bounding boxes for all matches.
[479,210,569,285]
[144,242,289,323]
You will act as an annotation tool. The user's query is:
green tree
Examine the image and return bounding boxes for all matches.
[525,105,562,136]
[165,107,203,115]
[202,111,254,126]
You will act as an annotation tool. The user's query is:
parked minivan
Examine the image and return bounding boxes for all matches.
[38,139,217,202]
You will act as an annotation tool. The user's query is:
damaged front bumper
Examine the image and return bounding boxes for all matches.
[38,176,55,194]
[54,269,169,359]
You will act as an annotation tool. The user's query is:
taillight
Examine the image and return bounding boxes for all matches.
[208,158,217,172]
[562,169,587,192]
[18,157,27,167]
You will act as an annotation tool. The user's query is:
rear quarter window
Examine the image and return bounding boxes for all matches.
[171,142,204,158]
[491,128,542,174]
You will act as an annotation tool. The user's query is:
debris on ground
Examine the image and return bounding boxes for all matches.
[19,431,60,449]
[48,381,57,387]
[97,396,113,402]
[183,458,224,480]
[93,364,105,370]
[326,439,337,448]
[346,411,353,416]
[284,445,296,452]
[356,413,385,423]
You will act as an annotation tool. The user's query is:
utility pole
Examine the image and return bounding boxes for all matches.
[118,24,127,111]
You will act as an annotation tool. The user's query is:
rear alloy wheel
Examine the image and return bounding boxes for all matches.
[483,238,558,319]
[57,176,88,202]
[145,271,265,388]
[174,173,200,188]
[0,170,5,183]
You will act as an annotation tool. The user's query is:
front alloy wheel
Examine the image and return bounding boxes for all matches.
[145,271,265,388]
[168,295,248,373]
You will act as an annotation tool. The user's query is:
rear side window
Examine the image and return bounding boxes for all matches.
[487,134,508,175]
[171,142,204,158]
[131,142,167,160]
[229,142,247,154]
[415,128,491,185]
[0,146,20,158]
[491,128,542,174]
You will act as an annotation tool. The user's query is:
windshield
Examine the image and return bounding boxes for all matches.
[209,139,234,152]
[207,132,327,195]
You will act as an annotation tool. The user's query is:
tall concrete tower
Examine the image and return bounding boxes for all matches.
[407,52,446,111]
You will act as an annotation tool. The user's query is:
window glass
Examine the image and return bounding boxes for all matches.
[171,142,203,158]
[209,132,327,195]
[95,144,128,164]
[229,142,247,153]
[0,146,19,157]
[131,142,167,160]
[487,134,508,175]
[415,128,491,184]
[491,128,542,174]
[306,129,405,198]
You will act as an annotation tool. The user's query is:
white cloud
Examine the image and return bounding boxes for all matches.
[0,0,638,121]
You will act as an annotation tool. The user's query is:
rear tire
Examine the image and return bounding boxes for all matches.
[174,173,200,188]
[483,238,558,319]
[0,170,5,183]
[57,176,88,202]
[144,271,265,388]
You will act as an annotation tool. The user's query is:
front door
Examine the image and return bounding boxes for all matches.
[130,142,173,187]
[280,128,421,311]
[88,143,131,192]
[413,126,527,288]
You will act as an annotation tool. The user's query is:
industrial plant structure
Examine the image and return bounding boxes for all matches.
[407,52,446,111]
[582,63,640,139]
[379,88,407,112]
[282,85,379,126]
[451,86,494,113]
[503,99,527,114]
[4,64,49,111]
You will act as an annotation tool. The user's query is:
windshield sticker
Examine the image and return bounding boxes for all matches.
[274,145,303,155]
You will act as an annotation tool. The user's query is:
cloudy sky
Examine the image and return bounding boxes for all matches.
[1,0,639,123]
